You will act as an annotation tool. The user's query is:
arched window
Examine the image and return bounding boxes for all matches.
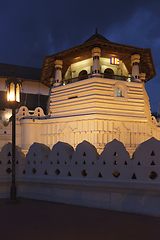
[117,88,122,97]
[104,68,114,79]
[114,82,127,100]
[78,70,88,81]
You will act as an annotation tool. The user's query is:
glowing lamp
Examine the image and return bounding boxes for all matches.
[5,71,22,108]
[5,71,22,203]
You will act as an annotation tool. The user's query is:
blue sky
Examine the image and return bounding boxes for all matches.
[0,0,160,112]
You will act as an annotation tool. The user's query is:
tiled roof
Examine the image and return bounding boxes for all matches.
[0,63,41,80]
[85,29,109,42]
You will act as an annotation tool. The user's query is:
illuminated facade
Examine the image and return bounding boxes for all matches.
[0,31,160,155]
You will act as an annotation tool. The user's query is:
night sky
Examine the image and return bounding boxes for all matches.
[1,0,160,113]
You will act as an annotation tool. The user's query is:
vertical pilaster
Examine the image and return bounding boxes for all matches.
[92,47,101,76]
[131,54,140,81]
[54,60,63,86]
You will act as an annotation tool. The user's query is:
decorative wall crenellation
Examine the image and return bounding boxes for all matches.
[1,137,160,183]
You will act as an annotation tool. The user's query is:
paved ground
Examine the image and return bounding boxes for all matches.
[0,198,160,240]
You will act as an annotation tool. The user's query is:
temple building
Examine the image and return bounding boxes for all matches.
[0,30,159,155]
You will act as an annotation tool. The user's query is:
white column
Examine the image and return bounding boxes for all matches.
[54,60,63,86]
[92,47,101,77]
[131,54,140,82]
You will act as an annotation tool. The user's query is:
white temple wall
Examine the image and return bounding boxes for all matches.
[49,78,150,120]
[1,138,160,216]
[0,78,160,156]
[21,80,49,95]
[1,115,160,156]
[31,117,160,155]
[0,119,12,148]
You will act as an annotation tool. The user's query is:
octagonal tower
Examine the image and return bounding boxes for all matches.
[37,30,158,155]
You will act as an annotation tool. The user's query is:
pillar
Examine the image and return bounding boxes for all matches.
[131,54,140,81]
[54,60,63,86]
[92,47,101,76]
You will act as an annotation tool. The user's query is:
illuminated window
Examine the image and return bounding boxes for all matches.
[117,88,122,97]
[114,82,127,100]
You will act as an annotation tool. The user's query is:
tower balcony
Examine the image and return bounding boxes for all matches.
[56,73,135,86]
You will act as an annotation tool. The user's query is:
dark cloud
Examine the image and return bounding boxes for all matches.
[0,0,160,112]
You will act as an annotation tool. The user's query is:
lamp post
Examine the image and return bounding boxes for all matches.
[5,71,21,202]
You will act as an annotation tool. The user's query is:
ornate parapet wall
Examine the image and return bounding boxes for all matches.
[1,138,160,216]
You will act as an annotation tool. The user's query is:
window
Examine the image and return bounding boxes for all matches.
[117,88,122,97]
[114,82,128,100]
[104,68,114,79]
[78,70,88,80]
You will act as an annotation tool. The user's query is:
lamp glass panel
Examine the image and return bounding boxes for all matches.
[7,87,10,101]
[10,83,15,101]
[16,84,20,102]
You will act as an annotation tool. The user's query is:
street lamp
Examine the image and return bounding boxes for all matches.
[5,71,22,202]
